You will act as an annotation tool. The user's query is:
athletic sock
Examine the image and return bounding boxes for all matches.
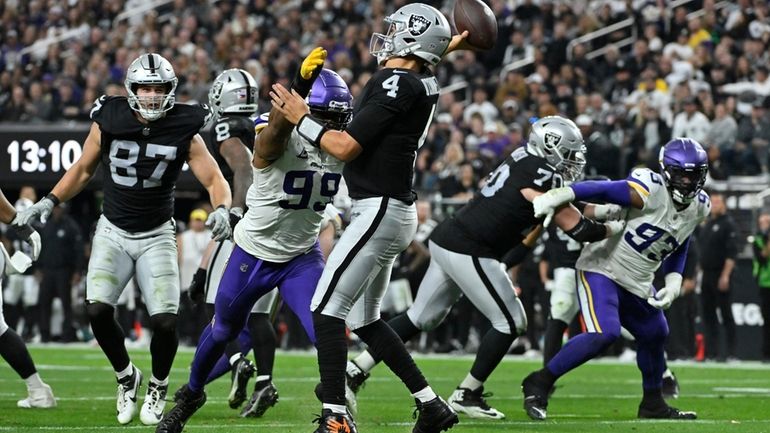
[116,363,134,381]
[24,373,45,390]
[323,403,347,415]
[469,328,515,383]
[412,387,438,403]
[313,312,347,406]
[459,373,483,391]
[352,351,376,373]
[543,319,569,365]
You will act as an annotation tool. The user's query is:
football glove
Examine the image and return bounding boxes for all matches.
[206,206,232,242]
[291,47,327,97]
[11,197,55,227]
[604,219,627,237]
[188,267,207,306]
[229,207,244,230]
[533,187,576,227]
[648,273,682,310]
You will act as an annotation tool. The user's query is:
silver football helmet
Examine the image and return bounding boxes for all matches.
[370,3,451,66]
[124,53,178,121]
[208,68,259,117]
[527,116,587,182]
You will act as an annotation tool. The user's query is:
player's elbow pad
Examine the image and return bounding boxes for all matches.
[564,217,606,243]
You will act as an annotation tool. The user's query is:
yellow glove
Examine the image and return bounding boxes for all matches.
[300,47,327,80]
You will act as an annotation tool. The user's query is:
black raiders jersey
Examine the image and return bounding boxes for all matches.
[207,114,255,185]
[543,223,582,269]
[90,95,209,232]
[431,146,561,259]
[344,68,440,204]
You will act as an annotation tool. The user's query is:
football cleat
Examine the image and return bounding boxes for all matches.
[638,404,697,419]
[521,371,549,421]
[17,383,56,409]
[140,381,168,425]
[155,385,206,433]
[228,357,256,409]
[312,409,358,433]
[240,379,279,418]
[412,396,459,433]
[346,360,370,394]
[117,366,143,424]
[447,387,505,419]
[662,370,680,399]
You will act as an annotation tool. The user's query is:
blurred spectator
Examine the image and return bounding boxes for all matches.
[721,65,770,97]
[671,96,710,143]
[37,204,84,342]
[578,114,619,179]
[177,208,210,345]
[628,100,671,170]
[699,193,737,361]
[705,103,738,152]
[463,88,498,124]
[736,99,770,173]
[752,212,770,362]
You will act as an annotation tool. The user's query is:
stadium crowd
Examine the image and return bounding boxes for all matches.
[1,0,769,361]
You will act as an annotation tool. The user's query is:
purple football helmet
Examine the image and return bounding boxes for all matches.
[308,69,353,130]
[658,138,708,205]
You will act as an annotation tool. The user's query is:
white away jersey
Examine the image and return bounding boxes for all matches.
[576,168,711,298]
[234,128,344,262]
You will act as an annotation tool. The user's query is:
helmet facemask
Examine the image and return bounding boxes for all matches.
[127,83,176,121]
[557,147,587,183]
[661,164,707,205]
[310,102,353,131]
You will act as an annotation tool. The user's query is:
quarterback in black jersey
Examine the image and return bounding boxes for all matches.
[13,53,232,426]
[271,4,470,432]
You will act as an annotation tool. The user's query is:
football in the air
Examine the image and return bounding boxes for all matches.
[453,0,498,50]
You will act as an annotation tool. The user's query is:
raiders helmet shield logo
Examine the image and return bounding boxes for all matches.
[544,132,562,148]
[408,14,431,36]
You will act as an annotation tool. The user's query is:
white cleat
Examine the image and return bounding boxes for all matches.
[448,387,505,419]
[140,380,168,425]
[17,383,56,408]
[116,366,143,425]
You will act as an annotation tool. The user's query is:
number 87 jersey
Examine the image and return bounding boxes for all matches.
[234,124,344,263]
[576,167,711,299]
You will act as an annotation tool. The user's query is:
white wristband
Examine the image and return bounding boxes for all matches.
[297,115,326,146]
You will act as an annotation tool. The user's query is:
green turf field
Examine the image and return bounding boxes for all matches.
[1,345,769,433]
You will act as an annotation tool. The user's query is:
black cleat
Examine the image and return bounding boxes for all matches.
[155,385,206,433]
[240,379,279,418]
[228,357,256,409]
[412,396,459,433]
[312,409,358,433]
[661,371,680,399]
[346,361,370,394]
[521,372,550,421]
[638,404,696,419]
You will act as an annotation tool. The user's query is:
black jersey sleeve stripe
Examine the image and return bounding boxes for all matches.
[471,256,516,333]
[314,197,389,313]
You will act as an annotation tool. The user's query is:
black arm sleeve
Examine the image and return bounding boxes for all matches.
[564,216,607,243]
[502,243,533,268]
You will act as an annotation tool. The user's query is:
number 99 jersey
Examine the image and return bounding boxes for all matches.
[233,127,344,262]
[576,168,711,299]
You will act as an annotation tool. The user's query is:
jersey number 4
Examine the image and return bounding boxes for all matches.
[279,170,341,211]
[109,140,175,188]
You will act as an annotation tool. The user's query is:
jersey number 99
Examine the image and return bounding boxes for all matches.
[279,170,340,211]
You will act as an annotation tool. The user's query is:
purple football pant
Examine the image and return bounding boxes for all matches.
[205,327,253,384]
[188,243,323,392]
[546,270,669,390]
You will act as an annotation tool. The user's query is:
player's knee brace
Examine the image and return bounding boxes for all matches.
[149,313,177,336]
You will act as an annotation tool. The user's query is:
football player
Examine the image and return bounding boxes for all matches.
[343,116,625,420]
[12,54,233,426]
[522,138,708,421]
[181,68,280,416]
[1,188,55,409]
[156,53,353,433]
[271,5,471,432]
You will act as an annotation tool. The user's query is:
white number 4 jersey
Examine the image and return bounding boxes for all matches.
[576,168,711,299]
[234,128,344,262]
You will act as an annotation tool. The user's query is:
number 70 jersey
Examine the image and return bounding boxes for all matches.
[576,168,711,299]
[234,128,344,263]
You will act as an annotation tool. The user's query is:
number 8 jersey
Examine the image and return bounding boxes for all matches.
[90,95,210,232]
[234,121,344,262]
[576,168,711,299]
